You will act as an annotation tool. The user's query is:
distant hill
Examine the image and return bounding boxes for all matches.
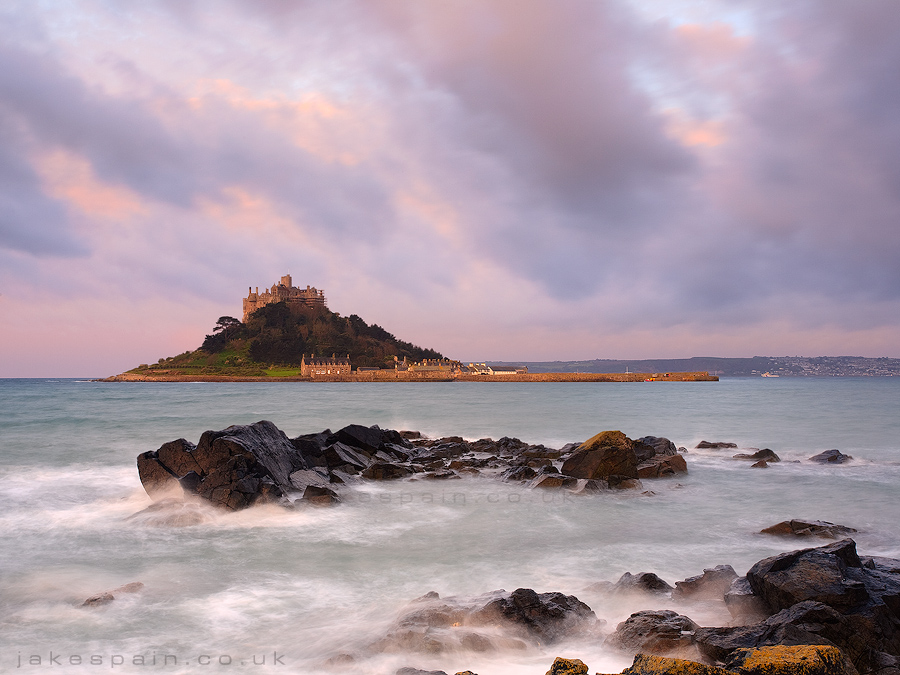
[489,356,900,377]
[127,302,443,377]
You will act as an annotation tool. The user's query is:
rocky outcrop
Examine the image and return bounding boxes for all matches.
[138,423,689,512]
[546,657,588,674]
[809,450,853,464]
[695,539,900,675]
[696,441,737,449]
[760,520,858,539]
[724,645,853,675]
[620,653,734,675]
[561,431,639,480]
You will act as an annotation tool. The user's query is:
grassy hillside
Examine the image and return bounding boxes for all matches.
[127,302,444,377]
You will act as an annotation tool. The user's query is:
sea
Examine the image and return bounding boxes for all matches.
[1,377,899,674]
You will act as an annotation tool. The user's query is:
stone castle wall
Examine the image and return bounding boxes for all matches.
[242,274,326,321]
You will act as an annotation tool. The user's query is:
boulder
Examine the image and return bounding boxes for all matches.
[696,441,737,449]
[637,454,688,479]
[561,431,638,480]
[473,588,599,643]
[620,653,734,675]
[759,520,858,540]
[638,436,679,456]
[673,565,738,600]
[809,450,853,464]
[613,572,674,595]
[724,645,854,675]
[395,669,448,675]
[608,475,644,490]
[605,609,698,655]
[751,461,768,468]
[546,657,588,675]
[734,449,781,463]
[334,424,386,455]
[323,442,372,473]
[301,485,341,506]
[501,466,538,482]
[136,451,181,498]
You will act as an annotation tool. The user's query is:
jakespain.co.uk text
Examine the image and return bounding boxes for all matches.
[15,652,285,668]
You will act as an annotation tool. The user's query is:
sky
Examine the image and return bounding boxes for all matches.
[2,1,900,376]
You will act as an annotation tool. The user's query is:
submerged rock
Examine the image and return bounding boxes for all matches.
[695,441,737,449]
[759,520,857,539]
[82,581,144,607]
[733,449,781,462]
[809,449,853,464]
[613,572,674,595]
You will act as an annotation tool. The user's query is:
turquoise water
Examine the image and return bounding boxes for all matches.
[1,378,898,673]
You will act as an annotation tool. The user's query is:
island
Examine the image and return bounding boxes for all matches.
[101,275,717,383]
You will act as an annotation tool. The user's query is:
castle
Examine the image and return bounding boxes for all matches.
[242,275,326,322]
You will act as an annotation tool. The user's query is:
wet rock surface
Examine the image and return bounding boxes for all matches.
[760,520,858,539]
[809,449,854,464]
[136,424,689,511]
[673,565,738,600]
[606,609,699,655]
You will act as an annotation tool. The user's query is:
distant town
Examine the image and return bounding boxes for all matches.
[495,355,900,377]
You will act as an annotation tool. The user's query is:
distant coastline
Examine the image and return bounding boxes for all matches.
[98,371,718,383]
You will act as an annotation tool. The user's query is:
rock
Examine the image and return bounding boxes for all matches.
[724,644,853,675]
[474,588,599,643]
[696,441,737,449]
[82,592,115,607]
[323,442,372,472]
[136,452,181,498]
[395,669,448,675]
[734,449,781,462]
[608,475,644,490]
[613,572,674,595]
[809,449,853,464]
[699,539,900,674]
[638,436,679,456]
[157,438,204,476]
[751,460,768,468]
[724,577,769,623]
[193,421,301,487]
[81,581,144,607]
[530,473,578,489]
[561,431,638,480]
[399,430,422,440]
[301,485,341,506]
[362,463,414,480]
[372,588,597,655]
[571,479,609,494]
[637,454,688,479]
[288,468,331,492]
[621,653,735,675]
[334,424,386,455]
[606,610,698,655]
[546,657,588,674]
[126,498,215,527]
[759,520,858,539]
[673,565,738,600]
[502,465,538,482]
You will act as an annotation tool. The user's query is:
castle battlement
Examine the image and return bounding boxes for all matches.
[242,274,326,321]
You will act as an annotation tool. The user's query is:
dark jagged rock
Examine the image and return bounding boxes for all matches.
[395,668,448,675]
[136,451,180,497]
[734,449,781,462]
[697,539,900,674]
[760,520,858,540]
[606,609,699,655]
[474,588,598,643]
[696,441,737,449]
[323,442,372,473]
[613,572,674,595]
[501,465,537,482]
[638,436,679,456]
[673,565,738,600]
[334,424,386,455]
[809,449,853,464]
[561,431,638,480]
[751,460,768,468]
